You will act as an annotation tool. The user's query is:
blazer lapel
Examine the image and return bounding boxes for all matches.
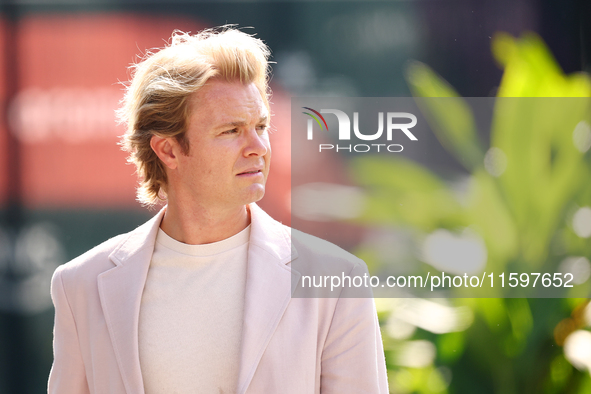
[94,204,297,394]
[97,207,166,394]
[237,204,300,394]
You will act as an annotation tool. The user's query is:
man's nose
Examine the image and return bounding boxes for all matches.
[244,129,269,156]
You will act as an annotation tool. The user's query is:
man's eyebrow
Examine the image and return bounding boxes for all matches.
[217,116,269,129]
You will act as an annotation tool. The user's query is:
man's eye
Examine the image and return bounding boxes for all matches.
[223,128,238,135]
[256,125,269,133]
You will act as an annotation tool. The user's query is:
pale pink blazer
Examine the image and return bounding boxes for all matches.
[49,204,388,393]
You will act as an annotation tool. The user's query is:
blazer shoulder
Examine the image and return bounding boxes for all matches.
[288,227,374,297]
[289,227,366,272]
[53,231,130,285]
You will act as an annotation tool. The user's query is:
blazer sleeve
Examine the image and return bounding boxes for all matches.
[320,262,389,394]
[48,267,90,394]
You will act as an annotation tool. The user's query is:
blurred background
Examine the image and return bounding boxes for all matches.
[0,0,590,393]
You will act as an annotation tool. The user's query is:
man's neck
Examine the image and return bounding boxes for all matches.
[159,201,250,245]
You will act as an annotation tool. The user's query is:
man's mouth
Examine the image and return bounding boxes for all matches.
[238,169,262,175]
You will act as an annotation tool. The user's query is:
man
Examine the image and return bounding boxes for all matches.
[49,27,388,393]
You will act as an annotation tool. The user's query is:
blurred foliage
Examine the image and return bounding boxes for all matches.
[354,33,591,393]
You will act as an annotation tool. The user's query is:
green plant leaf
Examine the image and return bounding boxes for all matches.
[405,61,485,171]
[350,156,463,231]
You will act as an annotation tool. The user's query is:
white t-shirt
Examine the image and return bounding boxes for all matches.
[138,225,250,394]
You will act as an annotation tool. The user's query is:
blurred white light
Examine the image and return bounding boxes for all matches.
[584,303,591,327]
[0,223,66,314]
[564,330,591,371]
[573,121,591,153]
[390,298,473,334]
[292,182,365,221]
[9,87,123,143]
[275,51,316,94]
[484,147,507,177]
[386,316,416,340]
[395,340,436,368]
[374,298,398,314]
[559,256,591,285]
[15,223,65,275]
[572,207,591,238]
[422,229,487,275]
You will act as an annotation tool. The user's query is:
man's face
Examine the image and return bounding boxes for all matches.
[173,79,271,211]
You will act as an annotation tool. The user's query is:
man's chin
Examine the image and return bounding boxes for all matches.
[244,185,266,205]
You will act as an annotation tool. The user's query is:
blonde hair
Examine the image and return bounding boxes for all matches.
[118,27,271,206]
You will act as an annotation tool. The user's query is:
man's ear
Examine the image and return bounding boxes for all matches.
[150,135,178,170]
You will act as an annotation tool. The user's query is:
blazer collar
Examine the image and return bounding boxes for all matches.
[247,203,295,265]
[237,204,300,394]
[98,206,165,394]
[97,204,299,394]
[107,203,295,266]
